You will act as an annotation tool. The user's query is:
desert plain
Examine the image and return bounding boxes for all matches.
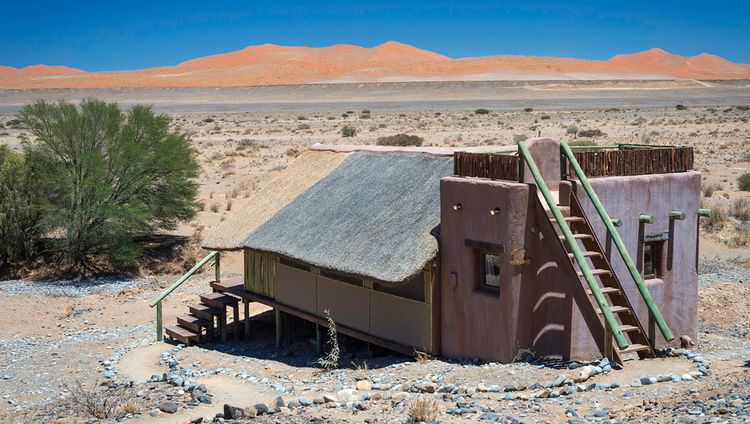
[0,79,750,422]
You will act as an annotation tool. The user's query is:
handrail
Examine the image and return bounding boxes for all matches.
[149,250,220,341]
[560,141,674,342]
[150,250,219,307]
[518,142,629,349]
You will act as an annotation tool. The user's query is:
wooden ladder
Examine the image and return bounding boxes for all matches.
[550,186,656,360]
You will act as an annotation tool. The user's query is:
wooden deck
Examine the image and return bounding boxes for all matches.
[211,279,417,356]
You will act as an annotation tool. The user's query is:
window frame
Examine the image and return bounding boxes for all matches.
[642,240,664,280]
[479,251,503,292]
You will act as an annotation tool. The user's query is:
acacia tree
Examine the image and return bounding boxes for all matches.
[19,99,200,271]
[0,145,41,264]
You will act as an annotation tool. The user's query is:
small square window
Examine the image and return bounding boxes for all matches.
[643,241,663,279]
[481,252,502,290]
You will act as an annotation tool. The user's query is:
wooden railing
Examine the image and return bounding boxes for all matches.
[149,250,220,341]
[560,141,674,343]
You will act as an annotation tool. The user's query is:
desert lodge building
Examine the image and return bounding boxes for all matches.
[156,138,703,365]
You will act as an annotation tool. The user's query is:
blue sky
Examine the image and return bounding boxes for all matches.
[3,1,748,71]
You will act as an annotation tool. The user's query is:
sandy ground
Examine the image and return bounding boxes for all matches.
[1,81,750,422]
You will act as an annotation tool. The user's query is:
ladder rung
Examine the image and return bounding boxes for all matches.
[586,287,621,296]
[598,305,631,315]
[618,325,640,333]
[560,234,593,241]
[620,343,650,354]
[552,217,585,224]
[568,251,602,258]
[577,269,612,277]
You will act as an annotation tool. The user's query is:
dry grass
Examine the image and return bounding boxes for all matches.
[702,182,724,197]
[731,197,750,221]
[406,396,440,423]
[413,349,432,364]
[65,381,133,419]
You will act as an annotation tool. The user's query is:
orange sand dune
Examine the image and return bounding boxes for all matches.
[1,41,748,89]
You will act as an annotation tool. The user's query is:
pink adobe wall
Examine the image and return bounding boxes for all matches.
[573,171,701,349]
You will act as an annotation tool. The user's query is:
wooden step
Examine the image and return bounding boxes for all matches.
[568,251,602,259]
[559,234,593,241]
[619,343,651,354]
[201,292,240,309]
[618,324,640,333]
[210,279,246,297]
[577,269,612,277]
[586,287,621,296]
[551,216,586,224]
[177,314,211,333]
[165,325,199,345]
[598,305,631,315]
[189,304,224,320]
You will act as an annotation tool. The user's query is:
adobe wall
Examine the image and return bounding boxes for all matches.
[573,171,701,350]
[439,168,701,362]
[439,177,536,361]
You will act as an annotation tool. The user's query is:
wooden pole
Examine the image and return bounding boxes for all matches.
[275,309,282,350]
[316,324,322,354]
[156,301,163,342]
[215,251,221,283]
[244,300,250,340]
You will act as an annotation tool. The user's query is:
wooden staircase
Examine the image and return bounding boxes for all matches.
[164,280,243,345]
[544,185,655,361]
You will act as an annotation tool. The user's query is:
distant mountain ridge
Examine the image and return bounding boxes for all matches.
[2,41,749,89]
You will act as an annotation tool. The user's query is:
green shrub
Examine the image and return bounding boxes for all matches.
[513,134,528,143]
[523,107,533,113]
[376,134,424,147]
[738,105,750,111]
[19,99,200,270]
[0,145,42,264]
[566,125,578,136]
[675,104,688,110]
[474,108,490,115]
[738,173,750,191]
[567,140,597,147]
[577,129,605,138]
[341,125,356,137]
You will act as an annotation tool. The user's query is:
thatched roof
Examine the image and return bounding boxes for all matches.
[202,150,350,250]
[242,152,453,283]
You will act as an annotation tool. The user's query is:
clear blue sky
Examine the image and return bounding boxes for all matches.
[3,0,748,71]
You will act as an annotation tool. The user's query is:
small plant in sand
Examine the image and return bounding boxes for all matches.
[700,205,726,232]
[737,173,750,191]
[577,128,605,138]
[414,349,432,364]
[341,125,356,137]
[474,108,490,115]
[406,396,440,423]
[566,125,579,136]
[315,309,341,371]
[675,104,688,110]
[523,107,533,113]
[376,134,424,147]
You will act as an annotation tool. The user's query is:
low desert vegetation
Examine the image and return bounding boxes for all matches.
[406,396,440,423]
[737,173,750,191]
[0,100,200,274]
[731,197,750,221]
[702,182,724,197]
[577,128,606,138]
[376,134,424,147]
[65,381,135,420]
[513,134,528,143]
[341,125,356,137]
[567,139,598,147]
[474,108,490,115]
[314,309,341,372]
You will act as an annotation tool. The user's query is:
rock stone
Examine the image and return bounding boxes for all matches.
[576,366,594,383]
[322,394,338,403]
[223,404,248,420]
[298,397,312,406]
[270,396,285,409]
[356,380,372,391]
[158,402,178,414]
